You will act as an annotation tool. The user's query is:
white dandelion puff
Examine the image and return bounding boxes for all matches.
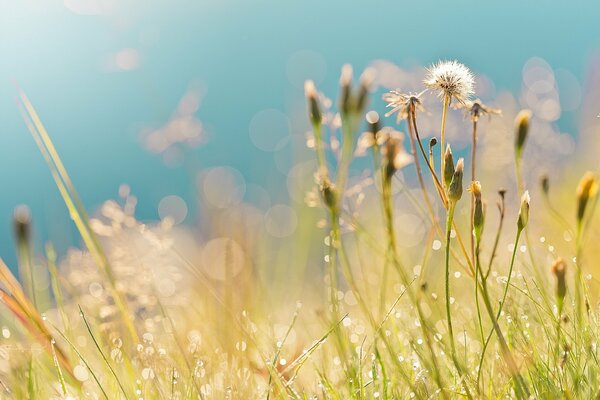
[424,60,475,104]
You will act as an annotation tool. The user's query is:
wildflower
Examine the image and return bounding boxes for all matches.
[378,128,413,181]
[304,80,322,126]
[517,190,530,231]
[443,144,455,188]
[457,99,501,122]
[382,90,426,123]
[423,60,475,104]
[448,158,464,203]
[469,181,484,241]
[576,171,599,224]
[515,109,532,158]
[551,258,567,308]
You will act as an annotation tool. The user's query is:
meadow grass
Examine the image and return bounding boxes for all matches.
[0,60,599,399]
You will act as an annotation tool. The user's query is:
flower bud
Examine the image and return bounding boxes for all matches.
[448,158,464,203]
[551,257,567,308]
[339,64,353,116]
[540,173,549,196]
[366,111,380,141]
[355,68,375,115]
[515,109,532,159]
[443,144,455,188]
[304,80,322,126]
[470,181,484,241]
[517,190,530,231]
[576,171,598,225]
[319,175,337,210]
[13,205,32,245]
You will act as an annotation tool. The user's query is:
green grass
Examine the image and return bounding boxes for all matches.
[1,60,600,399]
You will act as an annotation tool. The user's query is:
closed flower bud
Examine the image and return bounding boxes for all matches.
[304,80,322,126]
[355,68,375,115]
[515,109,532,158]
[318,175,337,210]
[551,257,567,308]
[540,174,549,196]
[13,205,32,245]
[470,181,484,241]
[443,144,455,188]
[339,64,353,116]
[448,158,464,203]
[576,171,598,224]
[517,190,530,231]
[366,111,380,141]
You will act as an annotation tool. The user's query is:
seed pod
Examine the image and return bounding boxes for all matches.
[448,158,464,203]
[304,80,322,126]
[515,109,532,159]
[576,171,598,225]
[551,258,567,309]
[517,190,530,231]
[443,144,455,188]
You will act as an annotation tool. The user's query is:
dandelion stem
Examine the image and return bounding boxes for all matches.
[440,94,450,188]
[470,118,478,265]
[444,202,457,358]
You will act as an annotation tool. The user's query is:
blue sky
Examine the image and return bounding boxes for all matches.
[1,0,599,268]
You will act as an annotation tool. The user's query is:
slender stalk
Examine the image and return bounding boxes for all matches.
[409,108,445,202]
[379,176,449,399]
[470,119,478,265]
[477,228,530,398]
[443,202,474,399]
[444,203,457,358]
[406,107,436,226]
[439,94,450,188]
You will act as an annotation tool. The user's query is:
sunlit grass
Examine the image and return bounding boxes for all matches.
[1,59,600,399]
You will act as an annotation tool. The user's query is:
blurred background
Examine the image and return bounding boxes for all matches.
[1,0,600,269]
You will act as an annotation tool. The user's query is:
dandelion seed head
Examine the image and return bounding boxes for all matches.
[457,98,501,121]
[382,89,426,122]
[424,60,475,104]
